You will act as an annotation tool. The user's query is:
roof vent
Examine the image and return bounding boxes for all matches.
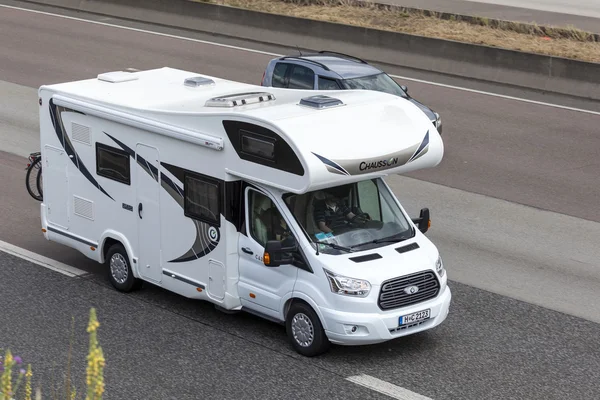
[205,92,276,107]
[97,71,139,83]
[184,76,215,87]
[299,95,343,109]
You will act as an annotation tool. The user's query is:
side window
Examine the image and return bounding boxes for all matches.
[288,65,315,89]
[248,190,291,247]
[96,142,130,185]
[184,172,221,226]
[356,180,381,221]
[318,76,340,90]
[272,63,290,88]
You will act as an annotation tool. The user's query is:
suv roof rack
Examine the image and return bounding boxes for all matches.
[317,51,368,64]
[205,92,276,107]
[279,56,331,71]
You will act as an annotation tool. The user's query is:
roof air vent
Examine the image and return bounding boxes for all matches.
[299,95,344,109]
[205,92,276,107]
[184,76,215,87]
[97,71,139,83]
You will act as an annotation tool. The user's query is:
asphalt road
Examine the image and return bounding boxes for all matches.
[0,3,599,400]
[371,0,600,33]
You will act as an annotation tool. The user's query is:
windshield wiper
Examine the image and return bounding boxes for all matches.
[314,241,353,255]
[350,229,415,249]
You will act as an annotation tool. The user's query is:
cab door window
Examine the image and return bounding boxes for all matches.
[248,189,293,247]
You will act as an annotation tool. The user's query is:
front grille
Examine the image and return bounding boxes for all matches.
[378,270,440,310]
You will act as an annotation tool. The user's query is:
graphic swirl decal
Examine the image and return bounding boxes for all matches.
[48,99,114,200]
[104,132,220,263]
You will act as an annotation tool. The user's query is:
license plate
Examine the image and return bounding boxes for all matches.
[399,309,430,326]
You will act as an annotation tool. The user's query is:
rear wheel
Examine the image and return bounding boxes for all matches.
[286,301,330,357]
[105,243,143,292]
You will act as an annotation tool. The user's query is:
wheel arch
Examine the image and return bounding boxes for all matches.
[99,230,138,278]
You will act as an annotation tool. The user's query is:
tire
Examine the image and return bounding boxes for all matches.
[25,157,42,201]
[285,301,330,357]
[105,243,143,292]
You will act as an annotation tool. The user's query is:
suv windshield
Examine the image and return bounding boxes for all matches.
[283,178,414,255]
[341,73,408,98]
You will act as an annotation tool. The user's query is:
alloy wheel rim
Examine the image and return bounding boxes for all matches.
[110,253,128,284]
[291,313,314,347]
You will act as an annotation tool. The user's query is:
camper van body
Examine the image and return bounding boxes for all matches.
[37,67,451,356]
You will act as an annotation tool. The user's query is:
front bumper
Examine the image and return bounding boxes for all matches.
[320,284,451,346]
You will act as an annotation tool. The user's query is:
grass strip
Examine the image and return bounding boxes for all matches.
[199,0,600,64]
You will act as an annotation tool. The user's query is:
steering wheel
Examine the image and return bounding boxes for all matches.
[349,212,370,226]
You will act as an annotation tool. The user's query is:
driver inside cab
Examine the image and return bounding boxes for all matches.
[314,188,366,234]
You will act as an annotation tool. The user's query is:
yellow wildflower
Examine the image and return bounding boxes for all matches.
[1,350,14,399]
[25,364,32,400]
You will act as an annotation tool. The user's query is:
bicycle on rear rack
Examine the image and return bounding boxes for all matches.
[25,151,43,201]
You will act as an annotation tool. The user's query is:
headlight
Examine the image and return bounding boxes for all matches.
[435,255,445,277]
[324,269,371,297]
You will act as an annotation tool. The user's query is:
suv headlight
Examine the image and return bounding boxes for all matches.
[435,255,445,277]
[324,269,371,297]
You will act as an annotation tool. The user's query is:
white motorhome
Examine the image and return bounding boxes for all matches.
[37,67,451,356]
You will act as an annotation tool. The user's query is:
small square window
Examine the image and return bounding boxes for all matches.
[96,143,130,185]
[184,172,221,226]
[240,131,275,160]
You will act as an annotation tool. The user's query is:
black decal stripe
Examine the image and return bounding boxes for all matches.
[312,152,349,175]
[161,161,185,184]
[105,132,159,181]
[49,99,114,201]
[47,226,98,247]
[408,130,430,163]
[162,270,206,289]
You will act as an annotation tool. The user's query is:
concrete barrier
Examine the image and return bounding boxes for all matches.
[19,0,600,101]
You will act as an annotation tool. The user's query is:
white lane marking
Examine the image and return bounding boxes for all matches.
[1,3,599,116]
[347,374,433,400]
[388,74,600,116]
[0,239,87,277]
[0,4,281,57]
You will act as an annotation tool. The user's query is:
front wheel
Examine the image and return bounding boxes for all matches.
[286,301,330,357]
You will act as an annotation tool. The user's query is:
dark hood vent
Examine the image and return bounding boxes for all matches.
[395,242,420,254]
[349,253,382,263]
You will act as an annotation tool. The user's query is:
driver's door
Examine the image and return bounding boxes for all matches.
[238,187,299,320]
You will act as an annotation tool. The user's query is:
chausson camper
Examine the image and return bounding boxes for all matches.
[37,67,451,356]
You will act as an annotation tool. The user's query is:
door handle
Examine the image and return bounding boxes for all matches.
[138,203,143,219]
[241,247,253,255]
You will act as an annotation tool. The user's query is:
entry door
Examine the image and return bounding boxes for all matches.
[135,144,162,284]
[44,145,69,230]
[238,187,298,320]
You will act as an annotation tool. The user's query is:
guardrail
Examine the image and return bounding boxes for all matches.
[19,0,600,101]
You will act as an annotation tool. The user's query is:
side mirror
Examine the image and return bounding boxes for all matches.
[263,238,298,267]
[411,208,431,234]
[400,85,408,93]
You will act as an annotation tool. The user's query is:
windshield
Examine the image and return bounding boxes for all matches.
[283,178,414,255]
[341,73,408,98]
